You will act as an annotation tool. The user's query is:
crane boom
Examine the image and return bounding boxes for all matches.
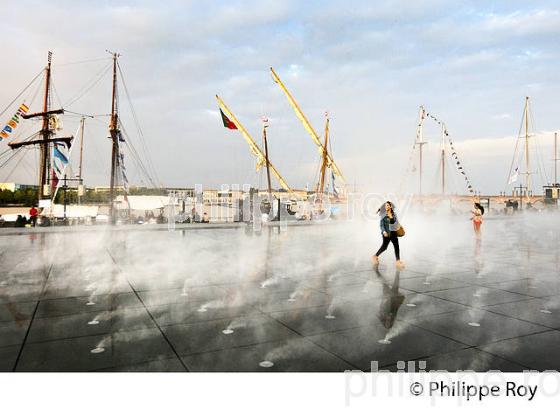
[270,67,345,183]
[216,95,293,194]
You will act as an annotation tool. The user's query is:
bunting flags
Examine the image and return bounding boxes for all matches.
[1,103,29,140]
[448,136,475,194]
[220,108,237,130]
[423,110,476,195]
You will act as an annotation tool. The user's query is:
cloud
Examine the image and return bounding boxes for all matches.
[492,113,512,120]
[1,1,559,195]
[482,9,560,36]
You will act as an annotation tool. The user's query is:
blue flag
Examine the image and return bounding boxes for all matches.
[54,145,68,164]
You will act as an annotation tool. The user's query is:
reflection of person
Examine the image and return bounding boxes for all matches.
[374,266,404,329]
[0,281,28,328]
[372,201,404,269]
[471,203,484,266]
[471,203,484,236]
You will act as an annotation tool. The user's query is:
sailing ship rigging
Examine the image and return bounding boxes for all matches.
[0,50,159,223]
[313,112,342,211]
[216,94,293,196]
[216,68,347,219]
[401,106,476,196]
[8,51,71,202]
[506,96,550,199]
[213,63,352,223]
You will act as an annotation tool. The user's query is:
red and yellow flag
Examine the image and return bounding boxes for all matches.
[220,108,237,130]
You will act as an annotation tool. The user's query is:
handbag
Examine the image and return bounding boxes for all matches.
[396,225,405,237]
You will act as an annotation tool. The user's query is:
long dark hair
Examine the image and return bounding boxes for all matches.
[377,201,395,216]
[474,202,485,215]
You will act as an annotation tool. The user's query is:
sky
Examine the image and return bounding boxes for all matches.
[1,0,559,195]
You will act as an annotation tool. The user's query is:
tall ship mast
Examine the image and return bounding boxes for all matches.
[505,96,551,199]
[314,112,337,210]
[261,117,273,202]
[523,96,532,196]
[415,106,428,195]
[316,113,330,198]
[400,106,475,197]
[108,51,121,223]
[7,51,70,203]
[1,51,158,223]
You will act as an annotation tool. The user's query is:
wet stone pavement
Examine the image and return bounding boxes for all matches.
[1,214,559,372]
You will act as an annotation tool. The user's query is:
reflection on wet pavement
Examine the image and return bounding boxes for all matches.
[1,214,559,371]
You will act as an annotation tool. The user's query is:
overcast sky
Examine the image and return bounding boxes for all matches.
[1,0,559,195]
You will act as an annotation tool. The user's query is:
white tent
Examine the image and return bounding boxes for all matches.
[114,195,176,211]
[50,204,99,218]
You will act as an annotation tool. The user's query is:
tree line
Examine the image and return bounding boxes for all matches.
[0,187,167,206]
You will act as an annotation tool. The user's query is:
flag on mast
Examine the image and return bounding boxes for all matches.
[331,172,339,198]
[53,144,69,165]
[508,166,519,185]
[51,168,59,189]
[51,125,76,197]
[220,109,237,130]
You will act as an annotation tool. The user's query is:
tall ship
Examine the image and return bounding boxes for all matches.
[0,51,159,225]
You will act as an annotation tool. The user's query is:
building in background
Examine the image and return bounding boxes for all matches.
[0,182,38,192]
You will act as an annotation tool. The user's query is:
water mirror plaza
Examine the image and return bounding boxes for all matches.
[1,212,559,372]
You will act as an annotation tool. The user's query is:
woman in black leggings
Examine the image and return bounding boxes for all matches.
[371,201,404,269]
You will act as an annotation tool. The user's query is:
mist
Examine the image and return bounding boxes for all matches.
[2,203,559,371]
